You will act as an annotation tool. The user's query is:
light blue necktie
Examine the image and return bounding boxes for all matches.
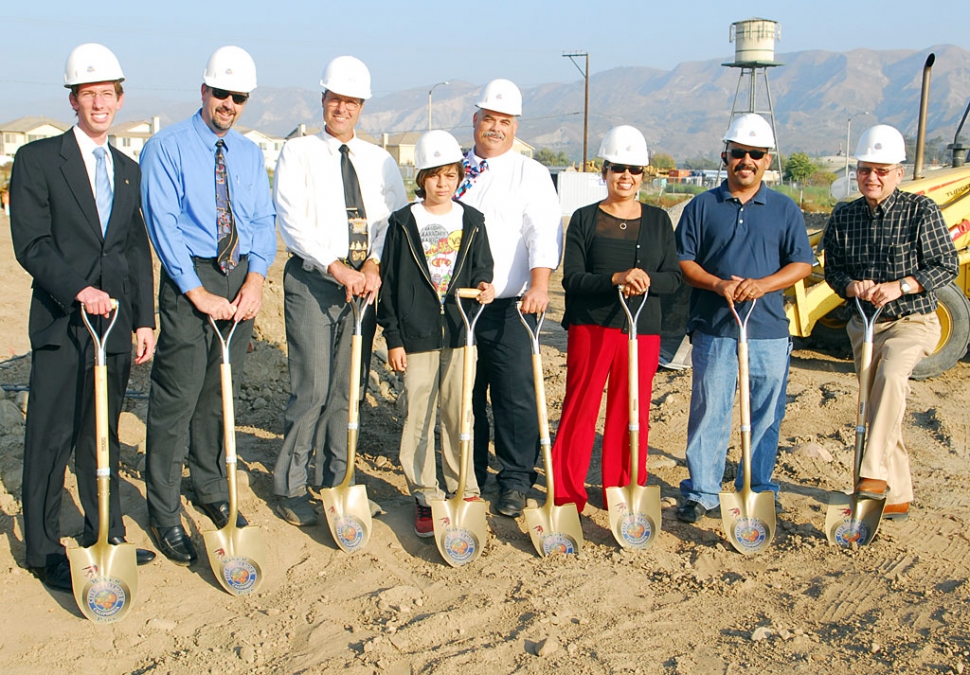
[93,146,112,236]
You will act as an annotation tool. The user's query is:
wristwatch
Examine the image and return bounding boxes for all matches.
[899,278,913,295]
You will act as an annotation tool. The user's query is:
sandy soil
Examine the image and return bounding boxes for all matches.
[1,208,970,675]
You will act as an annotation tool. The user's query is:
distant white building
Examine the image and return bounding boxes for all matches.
[0,117,69,157]
[108,117,160,161]
[237,127,285,171]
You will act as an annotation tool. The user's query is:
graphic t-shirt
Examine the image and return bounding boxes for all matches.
[411,201,464,300]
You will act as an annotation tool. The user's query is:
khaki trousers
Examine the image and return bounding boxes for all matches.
[847,312,940,504]
[400,348,480,505]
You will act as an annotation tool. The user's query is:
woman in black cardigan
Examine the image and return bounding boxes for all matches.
[551,126,682,512]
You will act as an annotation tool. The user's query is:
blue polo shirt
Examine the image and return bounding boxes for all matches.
[676,181,813,339]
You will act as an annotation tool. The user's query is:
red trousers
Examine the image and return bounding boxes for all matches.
[551,324,660,512]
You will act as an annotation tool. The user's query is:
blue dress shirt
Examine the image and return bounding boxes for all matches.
[140,111,277,293]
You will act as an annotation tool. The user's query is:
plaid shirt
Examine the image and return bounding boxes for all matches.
[822,189,958,317]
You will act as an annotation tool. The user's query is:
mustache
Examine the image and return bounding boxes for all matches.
[733,163,757,172]
[483,130,506,141]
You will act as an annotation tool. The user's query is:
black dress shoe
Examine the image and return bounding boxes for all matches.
[199,501,248,529]
[494,489,527,518]
[30,558,73,592]
[106,537,157,566]
[149,525,197,566]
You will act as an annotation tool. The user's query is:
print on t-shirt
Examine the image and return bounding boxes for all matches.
[419,221,463,300]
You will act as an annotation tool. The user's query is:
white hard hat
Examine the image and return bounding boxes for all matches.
[476,79,522,116]
[723,113,775,149]
[415,130,465,171]
[598,126,649,166]
[320,56,372,100]
[203,46,258,93]
[855,124,906,164]
[64,43,124,87]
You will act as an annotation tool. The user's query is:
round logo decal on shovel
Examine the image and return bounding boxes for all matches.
[541,533,577,556]
[85,578,129,620]
[834,519,870,547]
[733,517,768,550]
[442,528,478,564]
[333,514,367,552]
[619,512,654,548]
[221,557,259,594]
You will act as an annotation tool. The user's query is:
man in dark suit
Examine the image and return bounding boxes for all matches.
[10,43,157,593]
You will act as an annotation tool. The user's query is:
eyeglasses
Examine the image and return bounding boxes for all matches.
[856,166,899,177]
[325,95,362,111]
[210,88,249,105]
[607,164,645,175]
[728,148,767,160]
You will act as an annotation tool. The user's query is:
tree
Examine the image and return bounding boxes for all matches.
[784,152,817,183]
[651,153,675,171]
[534,147,571,167]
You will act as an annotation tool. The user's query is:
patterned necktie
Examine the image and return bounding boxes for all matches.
[93,146,112,236]
[455,158,488,200]
[215,140,239,274]
[340,144,368,269]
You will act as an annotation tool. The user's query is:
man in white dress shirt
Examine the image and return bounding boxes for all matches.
[272,56,407,526]
[455,78,563,517]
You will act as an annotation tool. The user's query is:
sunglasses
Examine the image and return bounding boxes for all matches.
[210,88,249,105]
[727,148,767,160]
[607,164,645,175]
[856,166,899,177]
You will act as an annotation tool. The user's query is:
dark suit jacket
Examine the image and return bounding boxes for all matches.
[10,130,155,353]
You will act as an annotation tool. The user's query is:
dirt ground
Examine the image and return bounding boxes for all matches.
[1,208,970,675]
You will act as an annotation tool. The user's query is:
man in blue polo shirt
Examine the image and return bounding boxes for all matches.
[140,46,276,565]
[675,113,813,523]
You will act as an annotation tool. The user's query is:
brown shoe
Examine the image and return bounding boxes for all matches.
[856,478,888,500]
[883,502,910,521]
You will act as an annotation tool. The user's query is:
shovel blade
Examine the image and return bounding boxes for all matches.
[824,491,884,547]
[68,541,138,623]
[719,489,776,555]
[605,484,661,550]
[202,525,265,596]
[523,501,584,556]
[431,497,487,567]
[320,484,372,553]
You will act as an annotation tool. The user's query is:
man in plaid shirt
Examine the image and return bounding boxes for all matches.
[823,124,958,520]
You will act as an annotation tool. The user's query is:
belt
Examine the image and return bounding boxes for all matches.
[874,313,910,323]
[191,254,248,264]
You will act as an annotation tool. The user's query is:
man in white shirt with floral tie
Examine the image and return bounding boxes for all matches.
[455,78,562,517]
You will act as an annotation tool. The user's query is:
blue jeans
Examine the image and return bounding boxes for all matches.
[679,332,792,509]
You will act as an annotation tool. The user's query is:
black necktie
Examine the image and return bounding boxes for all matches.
[215,140,239,274]
[340,144,368,269]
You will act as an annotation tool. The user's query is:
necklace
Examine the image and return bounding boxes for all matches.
[618,221,628,230]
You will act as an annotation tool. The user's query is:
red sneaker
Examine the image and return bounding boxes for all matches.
[414,500,434,538]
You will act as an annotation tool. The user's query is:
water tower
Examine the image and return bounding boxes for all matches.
[722,18,784,176]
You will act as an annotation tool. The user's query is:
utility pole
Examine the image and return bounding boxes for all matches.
[563,51,589,171]
[428,81,449,131]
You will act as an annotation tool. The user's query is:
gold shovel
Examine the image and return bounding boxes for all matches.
[517,304,584,556]
[320,297,373,554]
[431,289,489,567]
[606,287,662,549]
[202,316,265,595]
[719,299,777,555]
[69,300,138,623]
[825,297,887,547]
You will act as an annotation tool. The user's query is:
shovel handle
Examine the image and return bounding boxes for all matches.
[81,299,120,366]
[457,288,482,299]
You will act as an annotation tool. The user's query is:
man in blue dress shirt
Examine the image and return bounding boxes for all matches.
[140,46,276,565]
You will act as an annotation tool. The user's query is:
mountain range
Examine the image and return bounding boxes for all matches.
[10,45,970,162]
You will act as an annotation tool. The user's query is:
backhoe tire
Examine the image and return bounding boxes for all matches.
[911,282,970,380]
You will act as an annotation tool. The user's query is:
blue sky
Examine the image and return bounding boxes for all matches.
[3,0,968,114]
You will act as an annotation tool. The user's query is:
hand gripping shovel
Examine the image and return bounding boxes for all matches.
[203,316,265,595]
[606,287,662,549]
[825,297,887,547]
[320,297,373,553]
[431,289,489,567]
[720,299,776,555]
[517,304,584,556]
[69,301,138,623]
